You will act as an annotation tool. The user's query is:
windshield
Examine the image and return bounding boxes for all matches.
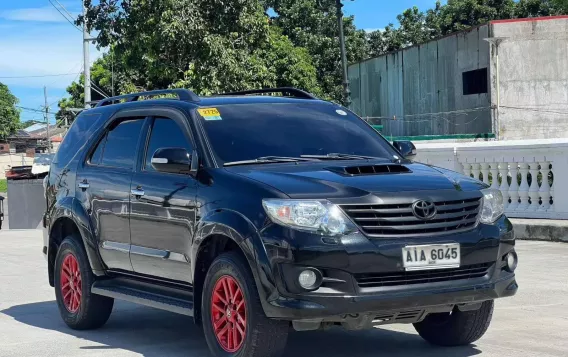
[196,102,398,164]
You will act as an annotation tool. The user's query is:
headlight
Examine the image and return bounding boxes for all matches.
[262,199,358,235]
[480,188,504,223]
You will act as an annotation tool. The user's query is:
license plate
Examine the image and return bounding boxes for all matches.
[402,244,460,271]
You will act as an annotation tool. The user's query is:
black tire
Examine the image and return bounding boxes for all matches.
[54,236,114,330]
[413,300,494,346]
[202,251,289,357]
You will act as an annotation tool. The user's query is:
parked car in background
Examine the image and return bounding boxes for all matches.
[31,153,54,178]
[5,153,54,181]
[5,165,33,180]
[43,88,518,357]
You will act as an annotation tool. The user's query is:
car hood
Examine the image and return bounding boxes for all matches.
[226,160,486,199]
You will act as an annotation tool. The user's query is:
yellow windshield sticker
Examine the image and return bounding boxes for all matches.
[198,108,222,120]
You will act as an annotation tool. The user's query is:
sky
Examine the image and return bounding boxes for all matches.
[0,0,438,124]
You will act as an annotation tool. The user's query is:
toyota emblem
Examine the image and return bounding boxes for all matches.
[412,200,437,220]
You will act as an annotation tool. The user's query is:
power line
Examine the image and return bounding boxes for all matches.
[48,0,81,32]
[0,72,81,79]
[11,105,57,115]
[48,65,83,107]
[53,0,75,19]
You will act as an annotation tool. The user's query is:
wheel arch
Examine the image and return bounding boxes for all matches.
[191,210,276,323]
[47,197,105,286]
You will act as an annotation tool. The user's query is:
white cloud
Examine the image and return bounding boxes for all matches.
[0,6,78,23]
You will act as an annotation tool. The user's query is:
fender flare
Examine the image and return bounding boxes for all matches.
[49,197,106,275]
[192,209,278,304]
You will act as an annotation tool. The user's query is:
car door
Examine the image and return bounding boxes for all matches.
[76,116,146,272]
[129,115,198,283]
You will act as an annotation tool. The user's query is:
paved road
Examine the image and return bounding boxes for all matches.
[1,230,567,357]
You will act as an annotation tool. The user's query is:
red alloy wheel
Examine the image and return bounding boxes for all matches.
[60,253,82,313]
[211,275,247,353]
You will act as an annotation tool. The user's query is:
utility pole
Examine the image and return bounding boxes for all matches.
[83,1,91,109]
[335,0,351,107]
[44,86,51,154]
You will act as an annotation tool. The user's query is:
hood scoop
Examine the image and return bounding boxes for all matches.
[327,164,412,176]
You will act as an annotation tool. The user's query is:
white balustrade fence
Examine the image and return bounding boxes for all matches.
[415,138,568,219]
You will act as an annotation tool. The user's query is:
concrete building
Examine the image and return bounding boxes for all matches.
[348,16,568,140]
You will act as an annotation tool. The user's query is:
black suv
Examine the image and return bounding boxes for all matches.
[43,88,518,357]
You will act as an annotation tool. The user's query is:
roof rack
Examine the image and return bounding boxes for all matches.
[219,87,317,100]
[95,89,200,107]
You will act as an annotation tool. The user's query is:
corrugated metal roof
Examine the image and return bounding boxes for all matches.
[23,124,47,133]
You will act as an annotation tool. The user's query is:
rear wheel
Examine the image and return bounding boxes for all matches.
[202,251,289,357]
[413,300,494,346]
[54,237,114,330]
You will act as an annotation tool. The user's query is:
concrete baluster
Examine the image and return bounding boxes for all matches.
[471,163,481,182]
[527,162,540,211]
[517,163,530,211]
[508,162,520,211]
[480,163,490,185]
[490,163,500,189]
[538,161,551,212]
[498,162,510,210]
[462,162,472,178]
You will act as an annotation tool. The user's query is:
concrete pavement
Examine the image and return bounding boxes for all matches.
[0,229,567,357]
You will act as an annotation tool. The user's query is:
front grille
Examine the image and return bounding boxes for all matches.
[355,263,492,288]
[340,197,482,237]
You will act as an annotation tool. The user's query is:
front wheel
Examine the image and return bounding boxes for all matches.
[54,237,114,330]
[413,300,494,346]
[202,251,289,357]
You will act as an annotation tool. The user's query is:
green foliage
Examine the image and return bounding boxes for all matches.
[55,0,567,118]
[366,0,567,58]
[0,179,6,193]
[269,0,367,103]
[0,83,20,140]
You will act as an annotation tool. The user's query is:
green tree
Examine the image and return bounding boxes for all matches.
[268,0,368,103]
[79,0,320,98]
[367,25,404,57]
[0,83,20,140]
[56,49,136,124]
[515,0,568,17]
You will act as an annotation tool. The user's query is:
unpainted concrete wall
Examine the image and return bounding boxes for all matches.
[7,179,45,229]
[490,17,568,140]
[349,25,492,137]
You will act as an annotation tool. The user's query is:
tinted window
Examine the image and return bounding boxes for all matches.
[144,118,192,172]
[197,103,398,164]
[100,118,144,169]
[55,112,102,165]
[89,135,106,165]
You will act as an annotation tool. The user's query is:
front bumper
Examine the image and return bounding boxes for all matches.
[265,268,516,320]
[260,215,517,320]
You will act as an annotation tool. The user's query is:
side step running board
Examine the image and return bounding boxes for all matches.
[92,277,194,316]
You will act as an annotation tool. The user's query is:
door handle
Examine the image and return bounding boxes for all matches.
[78,181,89,189]
[131,187,145,197]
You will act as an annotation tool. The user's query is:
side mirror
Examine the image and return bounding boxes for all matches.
[392,140,417,160]
[151,147,193,174]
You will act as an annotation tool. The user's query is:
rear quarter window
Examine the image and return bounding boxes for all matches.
[54,112,103,166]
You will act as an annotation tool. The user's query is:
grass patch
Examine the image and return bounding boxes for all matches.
[0,179,6,193]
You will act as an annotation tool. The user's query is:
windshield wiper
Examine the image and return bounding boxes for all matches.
[300,153,383,160]
[223,156,317,167]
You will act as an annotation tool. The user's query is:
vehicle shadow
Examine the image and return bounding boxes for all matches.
[1,300,481,357]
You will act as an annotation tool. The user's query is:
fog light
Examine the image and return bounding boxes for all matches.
[506,251,518,272]
[298,269,318,290]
